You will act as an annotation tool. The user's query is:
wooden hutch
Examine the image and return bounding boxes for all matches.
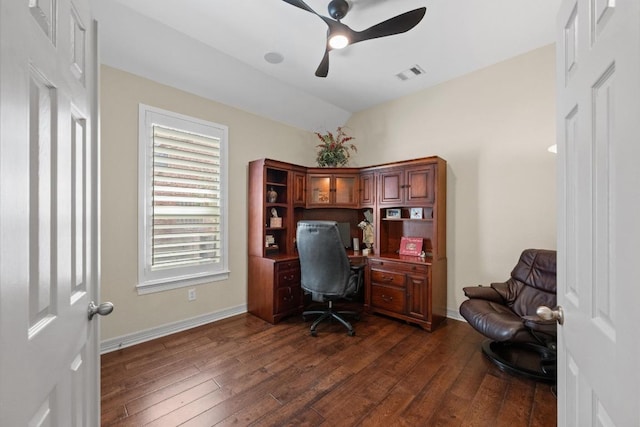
[247,156,447,331]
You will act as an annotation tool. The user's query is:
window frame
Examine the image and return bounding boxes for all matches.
[137,104,229,295]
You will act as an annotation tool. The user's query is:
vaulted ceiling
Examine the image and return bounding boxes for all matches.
[93,0,561,131]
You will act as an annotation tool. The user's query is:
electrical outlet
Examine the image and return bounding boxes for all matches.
[188,288,196,301]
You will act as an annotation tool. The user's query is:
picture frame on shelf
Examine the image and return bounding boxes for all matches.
[410,208,423,219]
[265,234,275,248]
[386,208,401,219]
[269,217,282,228]
[399,236,423,256]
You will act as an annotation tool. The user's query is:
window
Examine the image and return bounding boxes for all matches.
[138,104,228,294]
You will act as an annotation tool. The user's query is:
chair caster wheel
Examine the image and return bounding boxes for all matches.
[348,330,355,337]
[310,330,317,337]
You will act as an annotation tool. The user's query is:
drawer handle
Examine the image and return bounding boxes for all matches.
[382,275,394,282]
[381,294,393,302]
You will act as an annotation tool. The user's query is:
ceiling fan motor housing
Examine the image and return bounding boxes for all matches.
[328,0,349,20]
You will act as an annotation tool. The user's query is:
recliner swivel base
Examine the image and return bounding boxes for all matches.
[481,339,556,383]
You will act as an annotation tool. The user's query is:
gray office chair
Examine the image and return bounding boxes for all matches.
[296,221,363,336]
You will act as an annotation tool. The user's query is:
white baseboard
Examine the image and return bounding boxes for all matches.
[446,308,465,322]
[100,304,247,354]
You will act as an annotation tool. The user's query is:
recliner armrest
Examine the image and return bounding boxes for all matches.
[522,315,557,334]
[462,285,504,303]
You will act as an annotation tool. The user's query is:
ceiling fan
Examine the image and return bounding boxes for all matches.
[282,0,426,77]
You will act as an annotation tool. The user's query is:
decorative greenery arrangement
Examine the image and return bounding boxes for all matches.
[315,127,357,167]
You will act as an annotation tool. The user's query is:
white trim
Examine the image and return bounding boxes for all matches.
[100,304,247,354]
[136,270,230,295]
[137,104,229,294]
[446,308,465,322]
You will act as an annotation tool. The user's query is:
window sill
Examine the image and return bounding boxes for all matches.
[136,270,230,295]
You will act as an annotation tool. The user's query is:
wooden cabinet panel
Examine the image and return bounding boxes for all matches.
[407,274,428,319]
[292,171,306,206]
[359,171,375,207]
[378,169,403,205]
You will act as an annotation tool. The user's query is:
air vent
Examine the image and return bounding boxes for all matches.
[396,65,425,81]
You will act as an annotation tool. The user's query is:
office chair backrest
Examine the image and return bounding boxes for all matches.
[296,221,352,297]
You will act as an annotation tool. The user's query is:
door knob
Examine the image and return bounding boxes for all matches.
[536,305,564,325]
[88,301,114,320]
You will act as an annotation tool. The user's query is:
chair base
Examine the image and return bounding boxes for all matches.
[481,339,556,383]
[302,302,358,336]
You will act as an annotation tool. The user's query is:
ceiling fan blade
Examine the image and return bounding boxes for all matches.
[281,0,319,15]
[283,0,339,31]
[351,7,426,44]
[315,47,331,78]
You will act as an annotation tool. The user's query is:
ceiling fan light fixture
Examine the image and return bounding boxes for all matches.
[328,34,349,49]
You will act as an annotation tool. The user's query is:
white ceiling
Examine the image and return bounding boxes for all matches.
[93,0,561,131]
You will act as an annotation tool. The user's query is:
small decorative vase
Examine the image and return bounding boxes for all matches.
[267,187,278,203]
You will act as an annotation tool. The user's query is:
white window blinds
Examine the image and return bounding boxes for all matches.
[138,104,228,294]
[151,126,221,269]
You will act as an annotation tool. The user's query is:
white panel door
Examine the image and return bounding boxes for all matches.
[556,0,640,425]
[0,0,102,425]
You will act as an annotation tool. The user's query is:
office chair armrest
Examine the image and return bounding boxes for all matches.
[462,285,504,303]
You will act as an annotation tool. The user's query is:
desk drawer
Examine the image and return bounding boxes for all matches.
[370,269,405,287]
[368,258,428,274]
[275,286,301,313]
[275,260,300,272]
[276,269,300,288]
[371,284,405,313]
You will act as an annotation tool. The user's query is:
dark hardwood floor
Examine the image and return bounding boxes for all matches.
[101,312,557,426]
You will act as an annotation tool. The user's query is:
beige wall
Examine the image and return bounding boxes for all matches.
[346,44,557,317]
[100,66,313,342]
[101,44,556,342]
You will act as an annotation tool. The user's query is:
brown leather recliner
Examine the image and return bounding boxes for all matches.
[459,249,557,381]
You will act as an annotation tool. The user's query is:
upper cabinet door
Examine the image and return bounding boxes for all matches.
[378,168,404,205]
[405,165,435,205]
[307,173,359,207]
[292,171,306,206]
[307,174,332,206]
[378,165,435,206]
[334,174,358,206]
[359,171,375,207]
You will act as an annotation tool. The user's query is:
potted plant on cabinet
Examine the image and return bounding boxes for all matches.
[315,127,357,167]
